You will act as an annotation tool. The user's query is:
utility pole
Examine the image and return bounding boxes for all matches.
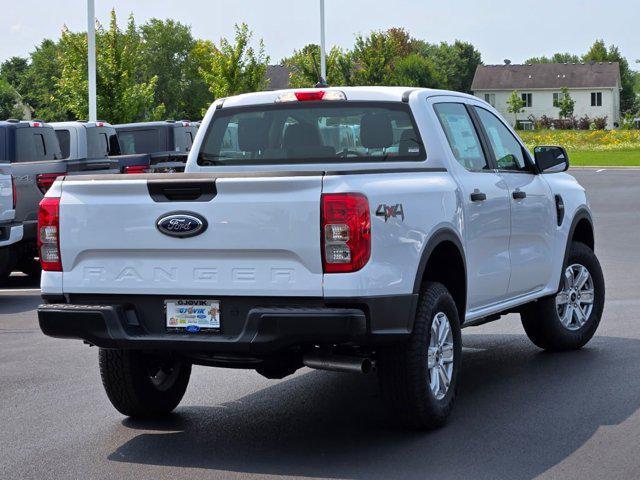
[319,0,326,83]
[87,0,97,121]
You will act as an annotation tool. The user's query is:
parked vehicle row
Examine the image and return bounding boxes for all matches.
[0,118,200,280]
[36,87,605,429]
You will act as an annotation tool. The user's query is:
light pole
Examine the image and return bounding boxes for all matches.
[87,0,97,121]
[319,0,326,83]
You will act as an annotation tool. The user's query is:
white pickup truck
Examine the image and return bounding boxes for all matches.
[0,164,23,281]
[38,87,605,429]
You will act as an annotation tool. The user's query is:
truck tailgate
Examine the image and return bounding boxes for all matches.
[58,174,323,296]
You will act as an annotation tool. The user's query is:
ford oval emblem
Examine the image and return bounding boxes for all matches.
[185,325,201,333]
[156,212,208,238]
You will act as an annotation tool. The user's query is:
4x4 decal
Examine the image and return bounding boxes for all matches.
[376,203,405,222]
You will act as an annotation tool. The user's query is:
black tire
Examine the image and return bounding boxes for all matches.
[521,241,605,351]
[0,246,16,285]
[18,257,41,278]
[99,349,192,417]
[378,281,462,430]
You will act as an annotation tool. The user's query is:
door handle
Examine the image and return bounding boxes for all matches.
[512,190,527,200]
[470,190,487,202]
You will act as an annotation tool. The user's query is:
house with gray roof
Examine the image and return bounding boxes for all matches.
[471,62,621,129]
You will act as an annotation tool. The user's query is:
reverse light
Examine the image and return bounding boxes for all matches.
[38,197,62,271]
[36,173,65,194]
[276,90,347,103]
[321,193,371,273]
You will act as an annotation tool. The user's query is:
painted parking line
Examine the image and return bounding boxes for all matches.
[596,169,606,173]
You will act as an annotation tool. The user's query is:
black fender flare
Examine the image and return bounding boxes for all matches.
[413,228,467,311]
[558,208,594,289]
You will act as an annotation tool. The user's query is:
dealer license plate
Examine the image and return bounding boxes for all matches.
[165,299,220,332]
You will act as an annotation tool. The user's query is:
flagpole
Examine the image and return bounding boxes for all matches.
[319,0,326,83]
[87,0,97,121]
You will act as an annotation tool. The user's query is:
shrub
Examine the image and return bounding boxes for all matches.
[538,115,554,129]
[593,116,608,130]
[577,115,591,130]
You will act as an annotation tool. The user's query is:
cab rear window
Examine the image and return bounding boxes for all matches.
[197,102,426,165]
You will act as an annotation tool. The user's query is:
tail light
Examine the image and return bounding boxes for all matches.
[11,176,16,209]
[124,165,149,174]
[37,173,65,194]
[321,193,371,273]
[38,197,62,271]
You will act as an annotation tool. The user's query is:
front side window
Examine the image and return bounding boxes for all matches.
[521,93,532,108]
[474,107,529,172]
[197,102,426,166]
[434,103,489,171]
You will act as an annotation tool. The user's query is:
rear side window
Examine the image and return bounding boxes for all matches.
[197,102,426,165]
[55,129,71,159]
[433,103,489,171]
[118,129,161,154]
[87,128,111,158]
[14,127,61,162]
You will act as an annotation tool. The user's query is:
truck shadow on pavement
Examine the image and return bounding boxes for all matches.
[109,333,640,479]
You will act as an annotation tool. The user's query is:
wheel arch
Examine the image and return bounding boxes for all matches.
[559,208,594,289]
[413,228,467,321]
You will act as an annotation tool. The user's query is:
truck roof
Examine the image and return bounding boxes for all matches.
[0,120,54,130]
[51,121,114,129]
[218,86,479,109]
[114,121,195,130]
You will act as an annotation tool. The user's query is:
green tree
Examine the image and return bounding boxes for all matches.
[0,77,23,119]
[0,57,29,91]
[582,39,637,113]
[557,86,575,119]
[524,53,581,64]
[140,19,208,120]
[283,44,353,87]
[390,53,439,88]
[56,10,163,123]
[201,23,269,100]
[506,90,525,126]
[351,30,397,85]
[18,39,68,121]
[412,40,482,92]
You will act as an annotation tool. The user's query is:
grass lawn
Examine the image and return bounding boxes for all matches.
[568,149,640,167]
[518,130,640,167]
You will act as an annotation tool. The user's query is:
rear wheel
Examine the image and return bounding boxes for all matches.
[522,241,605,351]
[99,349,191,417]
[0,246,16,284]
[378,282,462,429]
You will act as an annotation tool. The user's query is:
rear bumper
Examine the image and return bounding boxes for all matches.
[38,294,416,354]
[0,223,23,247]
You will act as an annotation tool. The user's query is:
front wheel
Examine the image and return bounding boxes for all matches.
[521,241,605,351]
[99,349,191,417]
[378,282,462,430]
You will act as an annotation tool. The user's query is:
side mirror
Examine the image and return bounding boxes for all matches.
[534,146,569,173]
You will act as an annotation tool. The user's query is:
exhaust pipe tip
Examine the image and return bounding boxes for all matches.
[303,352,373,374]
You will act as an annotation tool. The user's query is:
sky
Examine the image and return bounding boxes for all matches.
[1,0,639,69]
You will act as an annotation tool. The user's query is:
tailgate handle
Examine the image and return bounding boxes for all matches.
[148,179,217,202]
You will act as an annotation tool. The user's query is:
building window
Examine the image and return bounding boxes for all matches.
[553,92,565,107]
[521,93,532,108]
[484,93,496,107]
[591,92,602,107]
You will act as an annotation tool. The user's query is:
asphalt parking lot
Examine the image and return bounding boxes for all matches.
[2,167,640,480]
